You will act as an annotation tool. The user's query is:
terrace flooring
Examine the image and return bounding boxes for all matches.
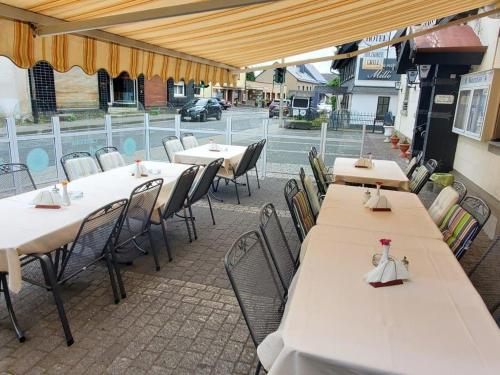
[1,133,498,375]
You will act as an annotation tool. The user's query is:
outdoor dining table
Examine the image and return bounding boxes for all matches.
[332,157,410,191]
[0,161,190,293]
[315,184,443,242]
[173,143,247,171]
[258,225,500,375]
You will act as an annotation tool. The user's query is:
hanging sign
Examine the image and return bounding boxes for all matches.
[434,95,455,105]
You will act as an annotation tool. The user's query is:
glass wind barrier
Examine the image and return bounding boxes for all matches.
[112,130,146,163]
[18,138,58,184]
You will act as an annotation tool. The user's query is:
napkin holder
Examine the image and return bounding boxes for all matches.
[30,191,62,209]
[365,258,410,288]
[364,194,391,212]
[132,163,149,177]
[354,157,373,169]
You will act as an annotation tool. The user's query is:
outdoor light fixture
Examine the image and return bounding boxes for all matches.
[406,68,419,89]
[395,81,403,92]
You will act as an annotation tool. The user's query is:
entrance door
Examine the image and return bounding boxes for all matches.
[376,96,390,119]
[110,72,137,106]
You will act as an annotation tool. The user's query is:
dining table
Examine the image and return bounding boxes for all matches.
[315,184,443,244]
[173,143,247,172]
[332,157,410,191]
[258,225,500,375]
[0,161,190,293]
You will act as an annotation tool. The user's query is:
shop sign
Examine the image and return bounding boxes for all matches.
[434,95,455,105]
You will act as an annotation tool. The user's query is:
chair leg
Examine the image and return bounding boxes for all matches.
[188,204,197,240]
[147,229,161,271]
[234,179,240,204]
[103,250,120,304]
[159,216,173,262]
[183,207,193,243]
[109,244,127,299]
[255,361,262,375]
[246,172,251,196]
[0,273,25,343]
[207,195,216,225]
[37,254,74,346]
[255,165,260,189]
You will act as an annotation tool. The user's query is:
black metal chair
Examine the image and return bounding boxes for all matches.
[404,151,423,178]
[224,230,286,375]
[115,179,164,271]
[186,158,224,239]
[246,139,266,189]
[0,163,37,198]
[259,203,298,293]
[0,272,25,342]
[299,166,322,217]
[284,178,315,243]
[454,196,491,260]
[409,158,438,194]
[181,133,199,149]
[95,146,126,171]
[452,181,467,203]
[308,151,327,195]
[468,236,500,318]
[151,165,199,260]
[21,199,128,346]
[162,135,184,162]
[215,142,258,204]
[60,151,100,181]
[311,146,319,158]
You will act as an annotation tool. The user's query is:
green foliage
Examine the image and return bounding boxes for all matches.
[246,72,256,81]
[327,76,340,87]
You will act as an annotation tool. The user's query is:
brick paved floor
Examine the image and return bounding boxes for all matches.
[0,133,498,374]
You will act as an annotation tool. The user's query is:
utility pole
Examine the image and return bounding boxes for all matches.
[279,57,284,128]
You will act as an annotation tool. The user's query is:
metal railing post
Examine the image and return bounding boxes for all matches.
[262,118,268,179]
[360,122,366,157]
[52,116,65,180]
[144,113,151,160]
[6,116,19,164]
[105,114,113,146]
[226,116,232,145]
[174,114,181,139]
[319,122,327,159]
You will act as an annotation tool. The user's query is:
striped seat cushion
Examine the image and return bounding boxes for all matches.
[312,158,327,190]
[99,151,125,171]
[439,204,479,254]
[303,175,321,217]
[165,139,184,161]
[409,166,429,193]
[65,157,99,181]
[292,190,315,238]
[182,136,199,149]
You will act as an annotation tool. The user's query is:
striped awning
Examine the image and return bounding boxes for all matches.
[0,0,496,84]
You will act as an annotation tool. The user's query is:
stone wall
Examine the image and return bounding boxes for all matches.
[54,67,99,110]
[144,76,167,107]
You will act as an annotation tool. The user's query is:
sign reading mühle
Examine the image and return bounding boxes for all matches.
[357,32,398,81]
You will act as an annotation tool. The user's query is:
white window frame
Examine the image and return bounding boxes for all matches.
[174,81,185,98]
[193,85,202,97]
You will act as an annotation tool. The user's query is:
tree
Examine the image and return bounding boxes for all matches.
[327,76,340,87]
[246,72,256,81]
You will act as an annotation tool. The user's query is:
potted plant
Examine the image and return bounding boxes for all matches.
[399,137,410,156]
[390,130,400,149]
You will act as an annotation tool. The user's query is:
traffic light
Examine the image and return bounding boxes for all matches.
[273,67,286,84]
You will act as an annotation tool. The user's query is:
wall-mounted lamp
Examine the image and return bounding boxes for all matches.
[406,68,419,89]
[395,81,403,92]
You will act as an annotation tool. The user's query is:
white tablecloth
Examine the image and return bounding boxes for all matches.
[173,143,246,172]
[258,225,500,375]
[0,161,190,292]
[333,157,410,191]
[316,184,443,242]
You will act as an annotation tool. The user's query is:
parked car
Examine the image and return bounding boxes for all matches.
[213,97,232,110]
[317,101,333,114]
[268,99,290,118]
[180,98,222,122]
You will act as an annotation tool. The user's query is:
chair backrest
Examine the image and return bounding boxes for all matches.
[116,179,163,247]
[0,163,37,198]
[409,165,431,194]
[95,146,126,171]
[284,179,314,242]
[162,165,199,218]
[405,155,419,178]
[308,151,327,195]
[299,167,320,217]
[189,158,224,204]
[311,146,318,158]
[461,196,490,229]
[428,186,459,225]
[452,181,467,203]
[181,133,199,149]
[234,142,258,177]
[162,136,184,162]
[61,152,100,181]
[259,203,297,292]
[468,236,500,315]
[60,199,128,281]
[247,139,266,171]
[224,230,285,347]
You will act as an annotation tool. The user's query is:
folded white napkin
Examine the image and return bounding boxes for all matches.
[132,163,149,176]
[364,194,391,210]
[30,190,62,207]
[364,257,410,284]
[354,158,373,168]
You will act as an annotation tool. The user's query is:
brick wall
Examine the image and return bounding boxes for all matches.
[144,76,167,107]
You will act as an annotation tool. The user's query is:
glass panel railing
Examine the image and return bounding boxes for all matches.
[60,110,106,132]
[325,111,366,166]
[230,116,264,146]
[15,116,53,136]
[149,129,175,161]
[18,138,58,184]
[148,105,176,129]
[61,133,107,157]
[112,130,146,163]
[0,118,7,138]
[111,111,145,129]
[0,142,11,164]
